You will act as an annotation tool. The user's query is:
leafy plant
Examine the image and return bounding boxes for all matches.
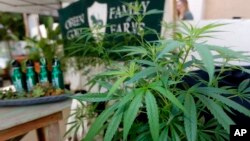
[69,4,250,141]
[25,17,62,65]
[0,12,25,40]
[64,100,98,140]
[0,83,67,100]
[32,85,45,97]
[0,88,25,100]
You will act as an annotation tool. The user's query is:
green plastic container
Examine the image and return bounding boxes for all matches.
[51,58,64,89]
[26,60,37,92]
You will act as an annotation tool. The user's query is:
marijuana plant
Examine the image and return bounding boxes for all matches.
[68,3,250,141]
[72,22,250,141]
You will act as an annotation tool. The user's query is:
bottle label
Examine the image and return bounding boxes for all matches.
[12,67,24,92]
[52,72,64,89]
[27,77,35,92]
[39,66,48,83]
[52,77,59,88]
[13,78,24,92]
[26,66,37,91]
[40,77,48,83]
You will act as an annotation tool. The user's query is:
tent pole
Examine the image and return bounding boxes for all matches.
[173,0,177,23]
[173,0,177,33]
[23,13,30,37]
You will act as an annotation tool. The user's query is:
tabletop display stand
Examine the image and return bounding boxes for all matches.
[0,99,72,141]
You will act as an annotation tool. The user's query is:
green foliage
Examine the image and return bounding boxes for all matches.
[196,94,234,133]
[123,90,143,140]
[65,100,97,139]
[184,94,197,141]
[84,103,119,141]
[0,83,67,100]
[145,91,159,141]
[25,17,62,64]
[195,44,214,85]
[32,85,45,97]
[68,4,250,141]
[0,88,25,99]
[0,12,25,40]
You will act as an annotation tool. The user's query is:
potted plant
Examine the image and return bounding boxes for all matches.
[25,17,62,72]
[66,5,250,141]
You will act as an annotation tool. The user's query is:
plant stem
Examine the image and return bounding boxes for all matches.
[181,45,192,71]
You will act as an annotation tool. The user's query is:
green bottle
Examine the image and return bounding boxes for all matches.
[51,58,64,89]
[11,60,25,92]
[39,58,49,84]
[26,60,37,92]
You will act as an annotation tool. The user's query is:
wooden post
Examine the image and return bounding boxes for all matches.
[161,0,177,37]
[173,0,177,24]
[173,0,178,34]
[47,122,61,141]
[36,128,46,141]
[23,13,30,37]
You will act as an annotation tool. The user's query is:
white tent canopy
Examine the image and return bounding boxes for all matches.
[0,0,75,16]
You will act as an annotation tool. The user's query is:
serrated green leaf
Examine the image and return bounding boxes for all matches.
[195,44,214,84]
[117,89,138,108]
[195,87,250,118]
[196,95,234,133]
[183,60,195,69]
[123,91,144,140]
[136,132,151,141]
[171,127,181,141]
[178,22,192,36]
[145,91,159,141]
[157,40,182,60]
[239,79,250,92]
[98,70,125,76]
[242,87,250,94]
[84,103,119,141]
[241,67,250,75]
[108,76,127,96]
[148,81,163,88]
[72,93,116,102]
[104,109,123,141]
[198,132,212,141]
[96,80,112,90]
[135,60,157,67]
[191,86,234,95]
[126,67,157,84]
[184,94,197,141]
[206,44,250,61]
[159,127,169,141]
[64,123,78,137]
[144,9,163,16]
[112,46,148,57]
[151,86,185,111]
[194,23,225,38]
[103,90,139,141]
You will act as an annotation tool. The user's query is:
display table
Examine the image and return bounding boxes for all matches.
[0,99,72,141]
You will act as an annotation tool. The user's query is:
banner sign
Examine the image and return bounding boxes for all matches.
[58,0,87,40]
[59,0,165,41]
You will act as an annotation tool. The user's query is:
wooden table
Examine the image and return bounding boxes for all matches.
[0,99,72,141]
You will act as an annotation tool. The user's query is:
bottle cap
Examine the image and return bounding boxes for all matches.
[12,60,21,67]
[26,60,34,67]
[40,58,47,65]
[52,57,60,66]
